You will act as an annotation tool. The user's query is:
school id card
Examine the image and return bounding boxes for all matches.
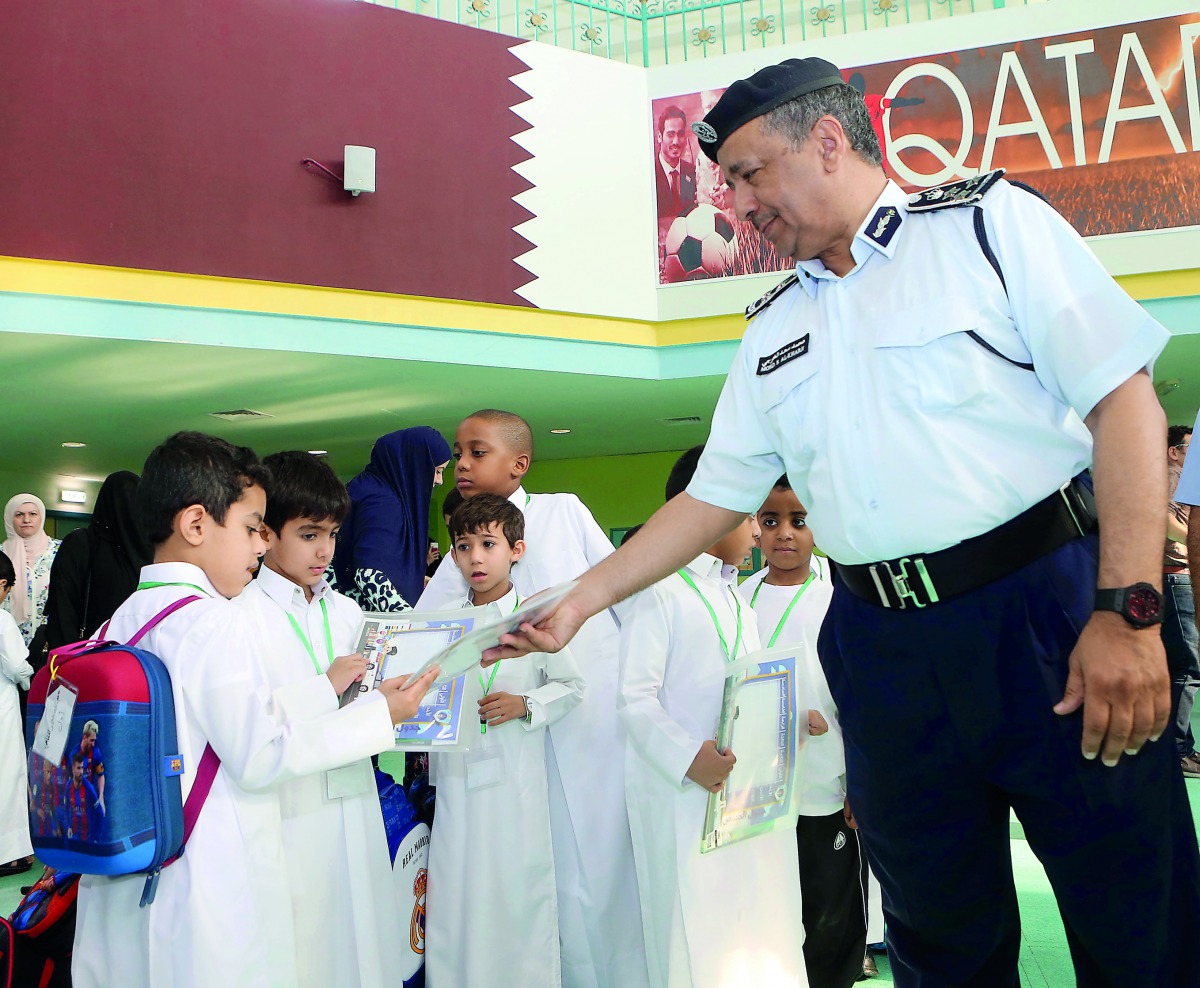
[701,646,808,853]
[350,608,487,752]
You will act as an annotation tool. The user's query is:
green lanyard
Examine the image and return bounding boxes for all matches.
[677,570,744,663]
[283,598,334,676]
[750,572,815,648]
[477,591,520,734]
[137,580,212,598]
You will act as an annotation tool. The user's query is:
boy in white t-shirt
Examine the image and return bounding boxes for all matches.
[738,475,866,988]
[236,450,399,988]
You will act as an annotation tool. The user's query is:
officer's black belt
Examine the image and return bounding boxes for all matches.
[835,477,1096,610]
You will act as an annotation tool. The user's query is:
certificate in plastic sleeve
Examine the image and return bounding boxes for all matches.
[701,645,807,853]
[349,608,487,752]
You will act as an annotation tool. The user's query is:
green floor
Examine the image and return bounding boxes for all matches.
[2,771,1194,986]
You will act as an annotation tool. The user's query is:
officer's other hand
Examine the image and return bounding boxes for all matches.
[1053,611,1170,766]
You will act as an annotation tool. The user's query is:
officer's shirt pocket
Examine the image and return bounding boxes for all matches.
[756,347,821,472]
[870,295,990,411]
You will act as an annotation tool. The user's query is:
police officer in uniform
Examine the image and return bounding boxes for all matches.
[490,58,1200,987]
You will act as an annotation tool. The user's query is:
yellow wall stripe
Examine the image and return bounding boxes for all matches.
[0,255,1194,349]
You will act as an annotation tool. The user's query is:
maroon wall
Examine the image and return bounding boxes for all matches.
[0,0,534,306]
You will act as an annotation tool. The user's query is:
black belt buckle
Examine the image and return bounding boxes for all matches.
[867,556,940,609]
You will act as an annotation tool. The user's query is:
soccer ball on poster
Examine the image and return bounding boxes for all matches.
[663,204,738,282]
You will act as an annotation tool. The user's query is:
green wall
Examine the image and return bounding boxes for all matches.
[430,448,689,550]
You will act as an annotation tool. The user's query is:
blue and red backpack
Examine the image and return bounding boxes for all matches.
[24,597,219,906]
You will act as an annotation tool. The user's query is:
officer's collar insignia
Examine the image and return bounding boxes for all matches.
[691,121,718,144]
[906,168,1005,213]
[745,272,799,321]
[756,334,810,376]
[863,206,901,249]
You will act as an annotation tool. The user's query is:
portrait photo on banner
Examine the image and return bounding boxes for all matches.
[651,10,1200,286]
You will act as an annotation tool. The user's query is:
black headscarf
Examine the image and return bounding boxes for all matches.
[44,470,153,648]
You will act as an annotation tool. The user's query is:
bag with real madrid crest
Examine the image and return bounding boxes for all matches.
[24,596,220,907]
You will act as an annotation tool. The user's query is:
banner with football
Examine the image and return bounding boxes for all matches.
[652,10,1200,285]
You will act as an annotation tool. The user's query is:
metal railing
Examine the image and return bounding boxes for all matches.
[358,0,1045,66]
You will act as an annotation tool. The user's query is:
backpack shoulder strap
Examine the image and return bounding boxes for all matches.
[125,595,203,647]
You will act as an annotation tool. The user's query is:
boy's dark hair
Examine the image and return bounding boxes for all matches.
[0,550,14,588]
[773,474,792,491]
[72,752,84,766]
[449,493,524,547]
[137,431,272,546]
[620,524,643,546]
[466,409,534,457]
[261,450,350,536]
[442,486,464,522]
[1169,425,1193,449]
[665,445,705,502]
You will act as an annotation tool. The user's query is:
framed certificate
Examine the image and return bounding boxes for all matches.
[348,608,487,752]
[701,646,805,853]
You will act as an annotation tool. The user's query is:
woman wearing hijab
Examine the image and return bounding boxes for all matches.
[333,426,452,610]
[2,494,61,658]
[44,471,152,651]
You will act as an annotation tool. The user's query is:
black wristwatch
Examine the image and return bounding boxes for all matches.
[1094,583,1165,628]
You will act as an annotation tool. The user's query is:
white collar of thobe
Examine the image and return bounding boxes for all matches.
[682,551,738,585]
[256,561,327,611]
[506,486,529,513]
[469,582,518,614]
[138,561,222,598]
[795,179,907,298]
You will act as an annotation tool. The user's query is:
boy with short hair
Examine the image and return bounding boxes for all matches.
[426,493,584,987]
[419,409,646,987]
[739,476,866,988]
[71,431,438,988]
[235,450,399,988]
[620,446,806,988]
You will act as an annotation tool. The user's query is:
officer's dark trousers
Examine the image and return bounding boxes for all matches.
[818,533,1200,988]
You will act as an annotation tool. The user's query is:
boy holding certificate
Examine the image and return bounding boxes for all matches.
[425,493,584,988]
[419,409,646,988]
[71,434,437,988]
[236,450,401,988]
[619,446,806,988]
[739,476,867,988]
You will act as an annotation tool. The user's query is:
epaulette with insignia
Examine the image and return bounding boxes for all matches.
[745,273,799,321]
[906,168,1005,213]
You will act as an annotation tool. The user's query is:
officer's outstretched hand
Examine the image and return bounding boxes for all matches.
[1054,611,1170,766]
[483,591,587,665]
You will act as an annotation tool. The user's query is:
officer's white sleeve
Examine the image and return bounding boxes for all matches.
[983,181,1168,419]
[686,337,785,514]
[1175,409,1200,507]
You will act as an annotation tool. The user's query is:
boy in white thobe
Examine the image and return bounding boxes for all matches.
[425,494,584,988]
[620,447,807,988]
[419,409,645,988]
[71,432,438,988]
[739,477,868,988]
[236,450,400,988]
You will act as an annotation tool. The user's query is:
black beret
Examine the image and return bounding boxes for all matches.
[693,57,844,162]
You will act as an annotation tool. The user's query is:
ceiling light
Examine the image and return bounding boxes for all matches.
[308,450,329,456]
[61,441,87,448]
[60,490,87,504]
[549,429,572,435]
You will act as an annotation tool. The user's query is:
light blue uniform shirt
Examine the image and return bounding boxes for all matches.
[688,178,1168,564]
[1173,409,1200,507]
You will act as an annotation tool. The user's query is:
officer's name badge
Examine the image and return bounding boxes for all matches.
[757,335,810,375]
